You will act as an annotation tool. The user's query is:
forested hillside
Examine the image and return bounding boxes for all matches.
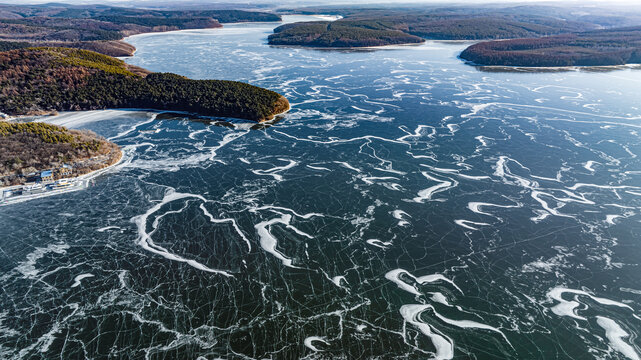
[0,122,121,186]
[459,27,641,67]
[0,48,289,122]
[269,20,424,47]
[400,15,593,40]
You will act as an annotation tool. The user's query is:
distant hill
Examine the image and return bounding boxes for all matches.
[459,27,641,67]
[0,4,281,23]
[398,15,594,40]
[0,48,289,122]
[268,11,598,48]
[287,5,641,29]
[0,4,281,56]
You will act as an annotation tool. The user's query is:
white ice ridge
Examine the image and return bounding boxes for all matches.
[397,124,436,142]
[431,292,450,306]
[467,201,521,218]
[454,220,490,231]
[199,204,251,251]
[96,226,121,232]
[392,210,411,226]
[605,214,622,225]
[206,130,249,161]
[250,158,298,181]
[413,172,458,203]
[366,239,392,249]
[493,156,606,220]
[584,160,598,173]
[385,269,463,296]
[461,102,496,118]
[596,316,641,360]
[255,216,295,267]
[493,156,537,188]
[475,135,489,148]
[547,287,634,321]
[306,164,331,171]
[249,205,324,219]
[71,273,95,288]
[109,113,158,141]
[131,190,233,277]
[254,209,321,268]
[273,130,407,146]
[430,166,490,181]
[331,275,347,288]
[304,336,329,352]
[334,161,361,172]
[361,176,400,186]
[400,305,453,360]
[403,304,512,347]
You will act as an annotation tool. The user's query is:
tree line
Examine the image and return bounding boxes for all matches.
[0,48,289,122]
[268,21,424,47]
[460,27,641,67]
[0,121,120,186]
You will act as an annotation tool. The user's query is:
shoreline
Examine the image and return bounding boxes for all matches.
[262,101,292,122]
[1,147,123,190]
[267,41,426,51]
[4,106,290,124]
[460,57,641,72]
[0,149,124,206]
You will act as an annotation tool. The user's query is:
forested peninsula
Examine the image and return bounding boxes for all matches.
[0,48,290,122]
[0,121,121,186]
[459,27,641,67]
[0,4,281,56]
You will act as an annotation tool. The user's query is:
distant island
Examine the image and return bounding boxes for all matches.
[460,27,641,67]
[268,10,599,48]
[268,20,425,48]
[0,4,281,56]
[0,47,290,122]
[0,121,121,187]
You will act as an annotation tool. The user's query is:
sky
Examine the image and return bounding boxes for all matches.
[1,0,639,4]
[1,0,640,10]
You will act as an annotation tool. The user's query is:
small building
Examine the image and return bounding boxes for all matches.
[59,164,73,177]
[40,170,54,183]
[26,172,39,183]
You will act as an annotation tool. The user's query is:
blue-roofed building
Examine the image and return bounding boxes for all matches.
[40,170,54,183]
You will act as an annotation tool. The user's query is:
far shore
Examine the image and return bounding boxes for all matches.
[462,59,641,72]
[267,41,427,51]
[119,14,343,57]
